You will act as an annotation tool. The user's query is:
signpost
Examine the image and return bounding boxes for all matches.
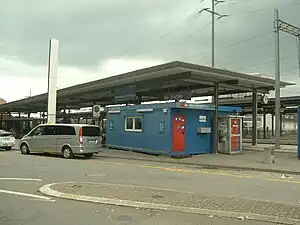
[93,105,101,118]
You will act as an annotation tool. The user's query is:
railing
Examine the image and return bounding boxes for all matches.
[242,128,297,139]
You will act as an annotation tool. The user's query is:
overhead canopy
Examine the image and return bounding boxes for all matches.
[0,61,294,113]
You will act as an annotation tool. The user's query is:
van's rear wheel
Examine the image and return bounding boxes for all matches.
[84,153,94,159]
[62,146,74,159]
[20,144,30,154]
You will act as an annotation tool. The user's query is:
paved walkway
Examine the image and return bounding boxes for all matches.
[46,182,300,222]
[11,139,300,174]
[98,148,300,175]
[243,143,297,153]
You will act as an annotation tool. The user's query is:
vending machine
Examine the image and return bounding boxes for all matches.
[218,116,243,154]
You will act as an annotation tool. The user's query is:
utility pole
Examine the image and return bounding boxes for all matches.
[199,0,227,106]
[199,1,227,155]
[297,37,300,77]
[274,9,280,149]
[273,8,300,149]
[199,0,227,68]
[211,0,215,68]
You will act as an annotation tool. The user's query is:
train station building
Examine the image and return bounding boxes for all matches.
[0,61,293,152]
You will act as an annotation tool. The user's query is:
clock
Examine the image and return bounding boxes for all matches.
[261,95,268,104]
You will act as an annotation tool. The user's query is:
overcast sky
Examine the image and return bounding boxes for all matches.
[1,0,300,102]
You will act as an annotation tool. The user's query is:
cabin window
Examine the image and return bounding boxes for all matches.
[125,116,142,132]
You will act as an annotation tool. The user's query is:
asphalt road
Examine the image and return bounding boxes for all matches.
[1,150,300,225]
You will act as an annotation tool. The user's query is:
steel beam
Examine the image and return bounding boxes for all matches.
[263,111,266,139]
[212,82,219,153]
[280,113,283,136]
[252,89,257,146]
[0,113,2,129]
[271,113,274,136]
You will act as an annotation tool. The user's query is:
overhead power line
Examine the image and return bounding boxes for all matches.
[162,21,212,54]
[118,7,202,59]
[115,0,300,70]
[221,31,272,49]
[219,41,273,68]
[185,30,272,61]
[239,54,295,71]
[230,2,300,17]
[282,68,299,75]
[158,9,203,40]
[164,1,300,58]
[223,0,249,7]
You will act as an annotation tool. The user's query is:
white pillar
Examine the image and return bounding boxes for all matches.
[47,39,59,124]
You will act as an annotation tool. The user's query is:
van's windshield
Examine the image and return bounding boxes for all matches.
[0,132,13,137]
[82,126,100,136]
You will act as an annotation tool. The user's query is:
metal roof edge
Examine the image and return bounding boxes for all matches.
[175,61,293,87]
[0,61,294,111]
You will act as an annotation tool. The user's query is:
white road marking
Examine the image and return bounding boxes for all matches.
[29,198,56,202]
[0,189,55,202]
[0,178,42,182]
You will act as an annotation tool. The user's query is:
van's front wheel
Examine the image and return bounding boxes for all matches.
[62,146,74,159]
[20,143,30,154]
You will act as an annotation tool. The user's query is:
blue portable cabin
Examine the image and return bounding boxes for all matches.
[106,102,241,156]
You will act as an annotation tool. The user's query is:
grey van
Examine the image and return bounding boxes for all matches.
[19,124,101,159]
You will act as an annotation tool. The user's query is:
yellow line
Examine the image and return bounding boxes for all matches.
[92,160,300,184]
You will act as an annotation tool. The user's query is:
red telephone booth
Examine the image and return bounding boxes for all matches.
[218,116,243,154]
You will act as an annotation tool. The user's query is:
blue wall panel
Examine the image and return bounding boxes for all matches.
[106,108,172,154]
[171,108,213,154]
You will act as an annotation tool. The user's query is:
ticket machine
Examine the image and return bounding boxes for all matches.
[218,116,243,154]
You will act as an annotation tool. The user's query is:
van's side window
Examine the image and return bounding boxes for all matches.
[58,126,76,135]
[82,126,101,136]
[31,126,44,136]
[43,126,57,135]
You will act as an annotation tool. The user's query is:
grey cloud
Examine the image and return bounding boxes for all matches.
[0,0,198,67]
[1,0,300,87]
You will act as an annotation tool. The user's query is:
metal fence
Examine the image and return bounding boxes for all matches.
[242,128,297,140]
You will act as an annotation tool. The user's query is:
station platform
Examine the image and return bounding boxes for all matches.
[96,147,300,175]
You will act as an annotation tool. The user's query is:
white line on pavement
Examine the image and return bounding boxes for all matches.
[0,189,55,202]
[0,178,42,182]
[29,198,56,202]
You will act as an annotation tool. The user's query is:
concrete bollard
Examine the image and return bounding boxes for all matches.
[263,146,275,164]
